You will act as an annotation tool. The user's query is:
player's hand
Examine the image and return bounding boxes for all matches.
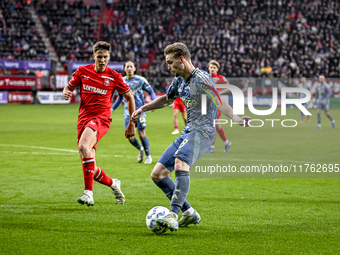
[63,86,73,100]
[323,99,327,104]
[125,122,135,138]
[131,108,143,123]
[240,116,251,127]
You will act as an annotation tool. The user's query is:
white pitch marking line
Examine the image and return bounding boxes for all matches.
[0,144,78,153]
[0,144,141,158]
[0,144,326,164]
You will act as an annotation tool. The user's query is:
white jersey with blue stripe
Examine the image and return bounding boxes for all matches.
[166,68,218,141]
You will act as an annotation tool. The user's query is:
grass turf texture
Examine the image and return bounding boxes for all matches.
[0,104,339,254]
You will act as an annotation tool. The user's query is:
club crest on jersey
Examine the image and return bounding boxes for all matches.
[104,79,110,86]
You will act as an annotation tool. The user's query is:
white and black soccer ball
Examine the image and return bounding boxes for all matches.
[146,206,170,234]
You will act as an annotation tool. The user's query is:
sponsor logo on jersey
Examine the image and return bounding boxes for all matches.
[83,84,108,95]
[84,76,90,80]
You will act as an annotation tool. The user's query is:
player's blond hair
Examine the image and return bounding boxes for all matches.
[93,41,111,54]
[208,60,220,69]
[164,42,191,61]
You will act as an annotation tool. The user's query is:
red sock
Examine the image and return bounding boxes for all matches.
[217,127,227,142]
[213,132,216,145]
[94,167,113,187]
[82,158,95,191]
[174,125,178,129]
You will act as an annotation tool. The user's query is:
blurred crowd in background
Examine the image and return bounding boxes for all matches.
[1,0,339,92]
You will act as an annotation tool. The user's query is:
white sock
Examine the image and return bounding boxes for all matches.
[184,207,195,215]
[224,139,229,145]
[84,190,93,196]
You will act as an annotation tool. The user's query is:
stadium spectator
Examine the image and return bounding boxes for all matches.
[0,0,48,61]
[100,0,340,89]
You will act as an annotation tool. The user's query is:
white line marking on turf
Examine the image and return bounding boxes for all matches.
[0,144,327,164]
[0,151,137,157]
[0,144,139,158]
[0,144,78,153]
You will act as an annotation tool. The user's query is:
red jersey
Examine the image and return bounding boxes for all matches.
[211,73,229,92]
[69,64,130,122]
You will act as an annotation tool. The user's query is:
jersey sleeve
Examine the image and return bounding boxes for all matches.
[115,73,130,94]
[197,73,221,103]
[166,78,179,100]
[142,81,156,101]
[68,67,82,87]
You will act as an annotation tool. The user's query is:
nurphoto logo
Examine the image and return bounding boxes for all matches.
[201,84,312,128]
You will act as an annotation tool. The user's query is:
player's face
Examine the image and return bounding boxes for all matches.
[208,64,219,76]
[124,62,136,78]
[93,50,110,73]
[319,75,325,83]
[166,54,184,77]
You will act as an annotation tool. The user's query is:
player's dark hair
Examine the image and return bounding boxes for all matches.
[208,60,220,69]
[124,61,137,74]
[164,42,191,61]
[93,41,111,54]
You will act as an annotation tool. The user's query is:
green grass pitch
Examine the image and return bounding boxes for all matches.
[0,104,339,254]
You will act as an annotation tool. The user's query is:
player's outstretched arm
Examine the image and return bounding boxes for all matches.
[131,95,173,122]
[122,90,136,138]
[220,88,230,95]
[216,97,251,127]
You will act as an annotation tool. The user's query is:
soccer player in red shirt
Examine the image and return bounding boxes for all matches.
[63,41,136,206]
[206,60,232,153]
[171,97,187,135]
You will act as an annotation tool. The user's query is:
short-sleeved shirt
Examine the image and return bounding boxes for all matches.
[166,68,218,141]
[69,64,130,123]
[316,83,330,104]
[122,75,155,117]
[160,68,219,168]
[211,73,229,89]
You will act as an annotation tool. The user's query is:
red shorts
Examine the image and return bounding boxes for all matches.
[77,117,112,150]
[173,98,186,113]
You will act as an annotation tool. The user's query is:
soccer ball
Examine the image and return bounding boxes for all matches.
[146,206,170,234]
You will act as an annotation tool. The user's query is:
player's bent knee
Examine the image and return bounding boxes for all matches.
[78,143,91,157]
[151,169,170,181]
[150,173,159,181]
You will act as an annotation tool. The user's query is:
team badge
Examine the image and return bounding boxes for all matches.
[104,79,110,86]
